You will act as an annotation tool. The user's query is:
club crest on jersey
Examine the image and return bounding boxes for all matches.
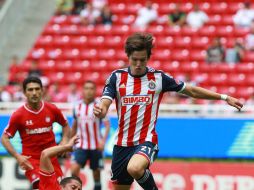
[45,116,51,123]
[26,120,33,126]
[148,80,156,90]
[122,95,152,106]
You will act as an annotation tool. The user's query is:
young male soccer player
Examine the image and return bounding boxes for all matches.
[1,76,70,189]
[39,135,82,190]
[93,33,243,190]
[71,81,110,190]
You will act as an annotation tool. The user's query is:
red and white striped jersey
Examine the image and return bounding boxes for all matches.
[73,100,109,150]
[102,67,185,147]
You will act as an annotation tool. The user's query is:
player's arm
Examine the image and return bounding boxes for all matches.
[1,134,33,170]
[94,71,116,118]
[181,84,243,111]
[94,98,112,119]
[98,118,110,151]
[40,135,79,173]
[60,122,70,145]
[71,119,78,137]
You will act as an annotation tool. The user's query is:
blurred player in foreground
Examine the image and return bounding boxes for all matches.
[39,135,82,190]
[1,76,70,189]
[94,33,243,190]
[71,81,110,190]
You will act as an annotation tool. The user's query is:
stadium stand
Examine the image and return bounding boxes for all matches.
[4,0,254,102]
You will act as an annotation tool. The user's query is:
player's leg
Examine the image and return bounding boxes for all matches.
[32,180,39,190]
[127,142,159,190]
[111,145,135,190]
[90,150,104,190]
[24,158,40,190]
[71,148,88,176]
[113,184,131,190]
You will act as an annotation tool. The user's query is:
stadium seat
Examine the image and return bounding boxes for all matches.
[208,73,228,86]
[235,63,254,73]
[155,36,174,48]
[227,73,246,86]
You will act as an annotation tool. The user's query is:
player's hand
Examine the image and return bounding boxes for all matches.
[16,155,33,170]
[93,104,103,118]
[66,135,80,151]
[98,140,105,151]
[226,96,243,111]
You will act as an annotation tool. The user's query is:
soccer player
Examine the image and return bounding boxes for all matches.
[93,33,243,190]
[71,81,110,190]
[39,135,82,190]
[1,76,70,189]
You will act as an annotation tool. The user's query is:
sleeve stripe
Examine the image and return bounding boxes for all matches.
[178,83,186,93]
[4,131,13,138]
[101,96,113,101]
[39,170,55,176]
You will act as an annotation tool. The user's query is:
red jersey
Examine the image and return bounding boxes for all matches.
[4,101,67,159]
[39,170,61,190]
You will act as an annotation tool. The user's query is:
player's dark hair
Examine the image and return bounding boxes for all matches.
[60,176,82,187]
[125,33,154,59]
[84,80,96,88]
[22,76,43,91]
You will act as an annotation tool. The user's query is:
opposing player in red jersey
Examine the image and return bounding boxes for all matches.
[71,81,110,190]
[39,135,82,190]
[1,76,70,189]
[94,33,244,190]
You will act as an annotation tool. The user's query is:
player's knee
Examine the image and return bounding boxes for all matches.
[127,162,144,179]
[71,164,80,176]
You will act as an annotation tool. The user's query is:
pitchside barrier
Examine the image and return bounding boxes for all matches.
[0,102,253,159]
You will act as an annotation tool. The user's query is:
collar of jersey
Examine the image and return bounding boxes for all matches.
[128,67,148,78]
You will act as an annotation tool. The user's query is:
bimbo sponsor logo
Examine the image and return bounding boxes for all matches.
[121,94,152,106]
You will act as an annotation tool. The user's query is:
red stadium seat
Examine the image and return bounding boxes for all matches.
[62,49,80,60]
[161,61,180,73]
[171,49,190,62]
[174,37,191,48]
[38,60,56,72]
[189,50,206,62]
[98,49,116,60]
[210,2,228,14]
[208,73,228,86]
[215,26,233,37]
[198,26,216,37]
[235,63,254,73]
[227,73,246,86]
[70,36,88,48]
[155,36,174,48]
[53,35,70,48]
[80,49,98,60]
[55,60,73,72]
[35,35,53,48]
[243,51,254,62]
[146,26,164,36]
[153,49,171,61]
[104,36,123,48]
[207,15,222,26]
[180,61,199,73]
[110,3,126,14]
[87,36,105,47]
[180,27,198,36]
[72,60,91,72]
[50,15,68,25]
[191,37,210,49]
